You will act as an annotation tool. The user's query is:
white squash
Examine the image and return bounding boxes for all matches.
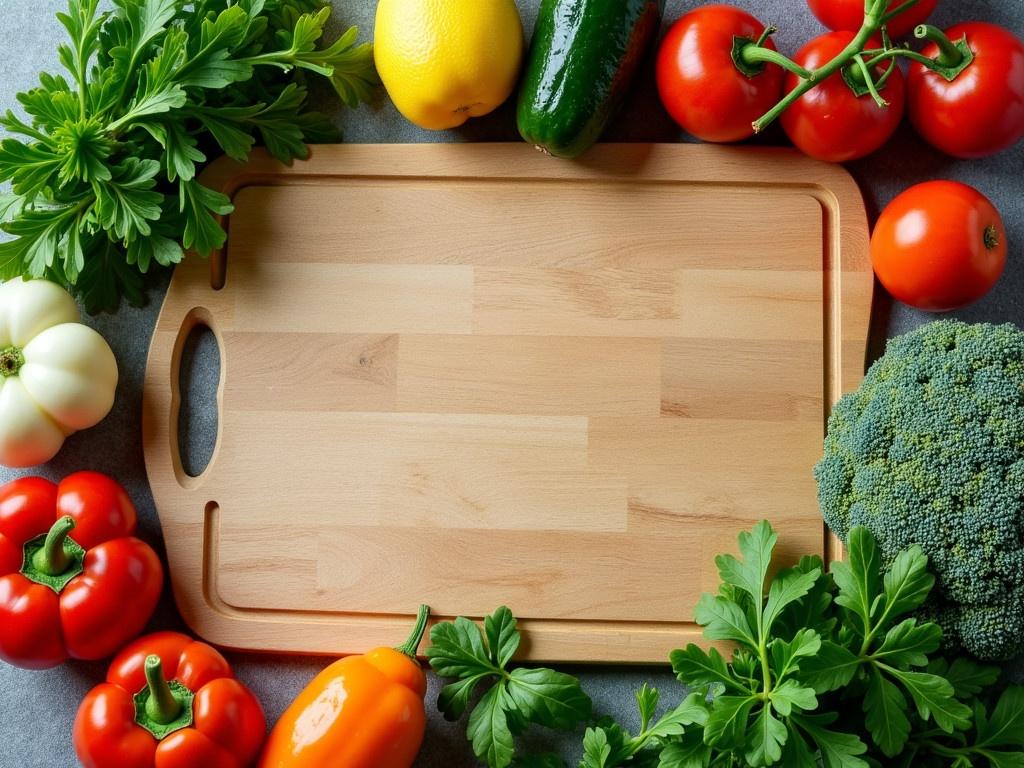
[0,278,118,467]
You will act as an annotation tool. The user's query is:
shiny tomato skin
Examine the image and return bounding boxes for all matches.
[908,22,1024,158]
[781,31,905,162]
[806,0,937,39]
[871,181,1006,312]
[656,5,784,142]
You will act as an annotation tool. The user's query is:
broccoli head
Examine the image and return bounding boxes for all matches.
[816,319,1024,661]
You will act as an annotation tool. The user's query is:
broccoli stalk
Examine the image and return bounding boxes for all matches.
[816,320,1024,661]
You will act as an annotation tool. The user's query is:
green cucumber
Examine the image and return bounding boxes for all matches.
[517,0,663,159]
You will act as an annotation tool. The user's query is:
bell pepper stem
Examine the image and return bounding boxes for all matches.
[915,24,964,68]
[394,604,431,658]
[31,515,76,576]
[0,346,24,378]
[144,655,184,724]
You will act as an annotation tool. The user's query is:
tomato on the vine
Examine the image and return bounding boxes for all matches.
[871,181,1006,312]
[908,22,1024,158]
[656,5,784,143]
[780,31,905,162]
[806,0,937,39]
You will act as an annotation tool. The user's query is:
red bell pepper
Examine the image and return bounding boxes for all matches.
[0,472,163,669]
[74,631,267,768]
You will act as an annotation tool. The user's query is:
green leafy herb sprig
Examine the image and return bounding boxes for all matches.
[426,606,593,768]
[0,0,377,312]
[428,523,1024,768]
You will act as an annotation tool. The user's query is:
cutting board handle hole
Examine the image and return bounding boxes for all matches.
[177,324,221,478]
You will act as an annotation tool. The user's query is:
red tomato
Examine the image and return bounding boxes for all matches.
[806,0,937,39]
[656,5,784,143]
[908,22,1024,158]
[780,31,905,162]
[871,181,1006,312]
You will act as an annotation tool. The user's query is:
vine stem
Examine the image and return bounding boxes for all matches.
[741,44,813,79]
[852,54,888,107]
[881,0,920,22]
[864,46,940,69]
[752,0,906,133]
[915,23,965,67]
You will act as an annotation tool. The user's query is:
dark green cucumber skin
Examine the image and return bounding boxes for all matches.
[516,0,663,159]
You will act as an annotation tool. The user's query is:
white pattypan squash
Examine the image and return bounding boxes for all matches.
[0,278,118,467]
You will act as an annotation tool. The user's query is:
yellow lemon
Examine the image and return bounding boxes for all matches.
[374,0,524,130]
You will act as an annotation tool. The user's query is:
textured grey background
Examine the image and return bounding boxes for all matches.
[1,1,1022,766]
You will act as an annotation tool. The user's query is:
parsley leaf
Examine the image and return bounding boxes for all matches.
[0,140,63,198]
[179,178,232,256]
[715,519,776,603]
[91,157,163,240]
[471,685,517,768]
[790,713,868,768]
[746,705,787,765]
[670,644,746,694]
[927,657,1001,700]
[508,667,593,731]
[864,668,911,757]
[977,686,1024,748]
[882,666,972,733]
[581,728,613,768]
[427,607,592,768]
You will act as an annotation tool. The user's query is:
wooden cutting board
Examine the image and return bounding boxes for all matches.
[143,143,872,662]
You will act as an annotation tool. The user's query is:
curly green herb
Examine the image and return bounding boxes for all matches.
[0,0,377,312]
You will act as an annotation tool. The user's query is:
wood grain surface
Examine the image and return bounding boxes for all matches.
[142,143,873,662]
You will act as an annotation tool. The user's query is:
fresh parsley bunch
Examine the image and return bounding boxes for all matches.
[429,523,1024,768]
[0,0,376,311]
[426,606,594,768]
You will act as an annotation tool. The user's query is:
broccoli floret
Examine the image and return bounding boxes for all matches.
[816,319,1024,661]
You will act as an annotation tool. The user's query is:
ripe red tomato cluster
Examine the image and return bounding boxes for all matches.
[655,2,1024,163]
[655,1,1019,312]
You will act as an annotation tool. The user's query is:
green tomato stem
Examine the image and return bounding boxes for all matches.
[853,54,889,107]
[752,0,892,133]
[984,225,1000,251]
[739,42,813,80]
[754,24,776,48]
[863,46,934,69]
[394,604,431,658]
[915,24,965,68]
[863,33,974,83]
[31,516,76,576]
[881,0,921,25]
[144,655,184,725]
[0,346,24,378]
[874,56,899,90]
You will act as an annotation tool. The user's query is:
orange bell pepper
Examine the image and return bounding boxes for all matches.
[259,605,431,768]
